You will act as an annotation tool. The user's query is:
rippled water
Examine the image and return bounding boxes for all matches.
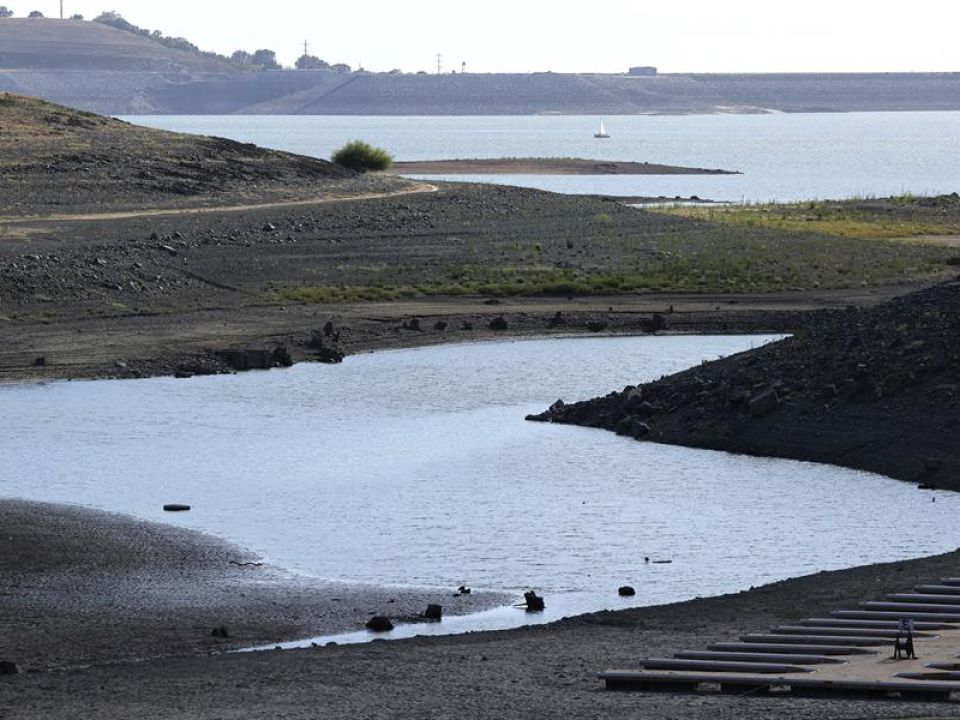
[126,112,960,202]
[3,336,958,634]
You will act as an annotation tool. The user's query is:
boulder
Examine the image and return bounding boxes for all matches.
[216,349,274,371]
[433,320,448,331]
[645,313,667,333]
[424,604,443,621]
[616,417,651,439]
[748,388,779,417]
[618,586,636,597]
[211,625,229,638]
[0,661,18,675]
[272,345,294,368]
[365,616,394,632]
[623,396,656,417]
[489,316,509,331]
[586,320,608,332]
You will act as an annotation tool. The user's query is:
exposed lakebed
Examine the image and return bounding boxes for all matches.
[3,335,958,640]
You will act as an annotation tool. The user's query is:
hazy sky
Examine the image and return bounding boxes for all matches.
[6,0,960,73]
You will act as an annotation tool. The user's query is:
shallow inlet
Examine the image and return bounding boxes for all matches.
[2,335,958,643]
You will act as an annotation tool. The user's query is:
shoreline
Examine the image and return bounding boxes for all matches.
[2,497,959,718]
[0,283,926,385]
[389,158,740,176]
[0,499,510,672]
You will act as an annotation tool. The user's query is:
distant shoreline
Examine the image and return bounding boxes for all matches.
[390,158,740,176]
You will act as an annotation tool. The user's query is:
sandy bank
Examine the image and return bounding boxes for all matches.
[391,157,739,175]
[0,500,508,671]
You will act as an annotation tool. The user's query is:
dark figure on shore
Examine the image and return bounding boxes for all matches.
[894,618,918,660]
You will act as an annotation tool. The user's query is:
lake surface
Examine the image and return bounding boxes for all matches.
[127,112,960,202]
[3,336,958,638]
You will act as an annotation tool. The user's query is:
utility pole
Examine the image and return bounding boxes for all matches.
[60,0,64,19]
[436,53,442,75]
[303,40,309,58]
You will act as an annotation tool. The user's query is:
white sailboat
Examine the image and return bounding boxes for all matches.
[594,119,610,139]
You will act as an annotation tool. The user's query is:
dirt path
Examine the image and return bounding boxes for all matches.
[0,183,438,225]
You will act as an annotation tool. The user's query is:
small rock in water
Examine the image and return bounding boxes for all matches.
[618,586,636,597]
[163,503,191,512]
[211,625,230,638]
[366,616,394,632]
[524,590,545,612]
[424,604,443,621]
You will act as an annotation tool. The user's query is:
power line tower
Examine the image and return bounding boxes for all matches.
[436,53,442,74]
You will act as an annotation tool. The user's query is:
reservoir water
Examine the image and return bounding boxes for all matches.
[127,112,960,203]
[3,336,958,637]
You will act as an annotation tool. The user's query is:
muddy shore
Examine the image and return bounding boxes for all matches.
[0,500,508,672]
[1,497,958,719]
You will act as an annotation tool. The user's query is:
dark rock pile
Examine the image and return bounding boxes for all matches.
[529,278,960,490]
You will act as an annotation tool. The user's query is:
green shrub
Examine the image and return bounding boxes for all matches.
[331,140,393,172]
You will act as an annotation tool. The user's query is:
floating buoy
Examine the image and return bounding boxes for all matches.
[163,503,191,512]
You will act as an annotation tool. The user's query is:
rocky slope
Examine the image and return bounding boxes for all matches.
[529,278,960,490]
[0,93,406,215]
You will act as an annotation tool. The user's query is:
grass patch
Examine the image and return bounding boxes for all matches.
[658,198,960,240]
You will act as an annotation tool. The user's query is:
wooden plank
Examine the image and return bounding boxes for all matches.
[639,658,813,674]
[861,601,960,614]
[709,642,876,656]
[741,634,890,646]
[887,593,960,605]
[801,617,957,630]
[915,585,960,595]
[771,625,937,639]
[597,670,960,699]
[832,610,960,622]
[676,651,844,665]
